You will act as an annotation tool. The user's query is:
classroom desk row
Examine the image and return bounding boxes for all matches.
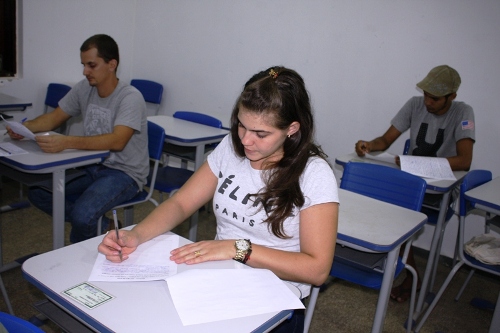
[21,188,427,333]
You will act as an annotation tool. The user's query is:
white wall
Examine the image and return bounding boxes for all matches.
[1,0,499,257]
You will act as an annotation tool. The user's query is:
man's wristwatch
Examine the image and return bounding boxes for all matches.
[233,239,252,264]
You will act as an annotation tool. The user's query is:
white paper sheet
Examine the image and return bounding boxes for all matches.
[398,155,456,180]
[166,269,304,326]
[88,234,179,282]
[365,152,398,164]
[0,142,28,156]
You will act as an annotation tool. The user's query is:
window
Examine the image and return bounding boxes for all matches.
[0,0,19,78]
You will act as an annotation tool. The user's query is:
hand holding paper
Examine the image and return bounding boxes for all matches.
[1,116,36,140]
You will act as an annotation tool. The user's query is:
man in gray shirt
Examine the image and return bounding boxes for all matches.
[7,34,149,243]
[354,65,475,302]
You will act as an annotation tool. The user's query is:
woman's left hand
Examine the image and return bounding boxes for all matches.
[170,240,236,264]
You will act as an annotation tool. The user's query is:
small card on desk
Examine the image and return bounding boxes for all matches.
[63,282,114,309]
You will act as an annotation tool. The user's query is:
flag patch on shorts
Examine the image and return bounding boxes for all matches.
[462,120,474,130]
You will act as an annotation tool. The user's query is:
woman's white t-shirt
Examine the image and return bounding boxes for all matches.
[207,135,339,297]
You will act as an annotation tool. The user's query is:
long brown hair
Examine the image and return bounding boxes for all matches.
[230,66,328,238]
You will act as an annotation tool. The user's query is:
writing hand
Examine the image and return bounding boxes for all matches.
[98,229,138,263]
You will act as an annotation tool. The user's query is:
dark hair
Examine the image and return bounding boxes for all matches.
[80,34,119,71]
[230,66,328,238]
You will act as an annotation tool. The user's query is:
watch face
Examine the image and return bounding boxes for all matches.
[236,239,249,251]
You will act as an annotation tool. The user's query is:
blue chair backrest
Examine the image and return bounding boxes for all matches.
[459,170,492,217]
[173,111,222,128]
[340,162,427,211]
[45,83,71,109]
[147,121,166,160]
[403,138,410,155]
[131,79,163,105]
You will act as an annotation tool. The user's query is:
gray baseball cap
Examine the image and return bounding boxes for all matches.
[416,65,461,97]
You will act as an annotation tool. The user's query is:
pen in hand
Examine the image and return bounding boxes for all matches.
[112,210,123,261]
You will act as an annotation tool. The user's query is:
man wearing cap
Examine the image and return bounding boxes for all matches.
[354,65,475,302]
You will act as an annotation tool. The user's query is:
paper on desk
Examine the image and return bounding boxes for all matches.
[0,142,28,156]
[398,155,456,180]
[2,119,36,140]
[166,269,304,326]
[365,152,397,164]
[88,234,179,282]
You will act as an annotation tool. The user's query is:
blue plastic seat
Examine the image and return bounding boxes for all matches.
[147,166,194,203]
[130,79,164,115]
[44,83,71,111]
[0,312,44,332]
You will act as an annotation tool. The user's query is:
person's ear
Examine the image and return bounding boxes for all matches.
[450,93,457,101]
[108,59,118,72]
[287,121,300,136]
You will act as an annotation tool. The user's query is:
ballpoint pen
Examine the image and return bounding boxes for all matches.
[112,210,123,261]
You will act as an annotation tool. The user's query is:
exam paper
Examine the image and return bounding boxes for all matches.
[365,152,397,165]
[398,155,456,180]
[0,142,28,156]
[166,269,304,326]
[88,234,179,282]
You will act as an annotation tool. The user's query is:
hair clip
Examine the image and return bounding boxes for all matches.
[269,69,278,79]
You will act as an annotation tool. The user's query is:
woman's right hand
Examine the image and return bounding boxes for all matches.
[97,229,140,263]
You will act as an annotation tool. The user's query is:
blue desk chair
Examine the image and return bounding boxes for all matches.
[304,162,427,333]
[44,83,71,112]
[414,170,496,332]
[0,312,44,332]
[163,111,222,169]
[44,83,72,134]
[96,121,164,233]
[147,166,194,203]
[130,79,163,116]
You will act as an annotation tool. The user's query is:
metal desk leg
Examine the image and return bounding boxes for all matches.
[52,169,65,249]
[414,191,451,316]
[188,144,205,242]
[489,292,500,333]
[371,247,399,333]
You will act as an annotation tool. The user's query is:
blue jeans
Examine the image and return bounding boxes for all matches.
[28,164,139,243]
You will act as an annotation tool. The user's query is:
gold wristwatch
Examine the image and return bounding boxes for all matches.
[233,239,252,264]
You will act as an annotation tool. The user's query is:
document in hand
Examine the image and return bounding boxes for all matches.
[166,269,304,326]
[88,234,179,282]
[2,118,36,140]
